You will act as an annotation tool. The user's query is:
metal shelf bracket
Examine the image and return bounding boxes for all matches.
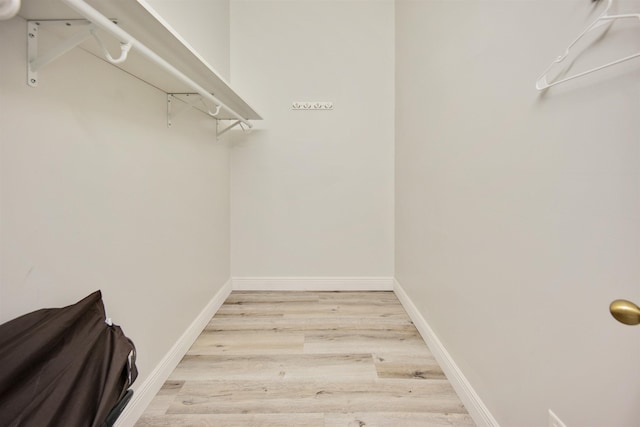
[216,120,243,139]
[166,93,249,139]
[27,18,129,88]
[167,93,247,141]
[167,93,204,128]
[27,20,94,87]
[167,93,224,125]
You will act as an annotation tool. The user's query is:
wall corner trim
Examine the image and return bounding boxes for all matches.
[115,279,233,427]
[232,276,395,291]
[393,279,500,427]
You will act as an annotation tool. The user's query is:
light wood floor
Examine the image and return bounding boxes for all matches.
[136,291,475,427]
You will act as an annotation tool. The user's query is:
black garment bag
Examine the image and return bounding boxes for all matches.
[0,291,137,427]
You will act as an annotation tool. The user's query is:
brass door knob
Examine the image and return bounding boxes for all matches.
[609,299,640,326]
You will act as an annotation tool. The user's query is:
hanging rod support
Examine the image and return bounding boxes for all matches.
[90,29,133,64]
[207,103,223,118]
[27,20,95,87]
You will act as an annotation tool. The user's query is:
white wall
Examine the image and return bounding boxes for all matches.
[0,15,231,393]
[229,0,395,278]
[145,0,231,81]
[395,1,640,426]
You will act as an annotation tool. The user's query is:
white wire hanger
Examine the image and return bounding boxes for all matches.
[536,0,640,90]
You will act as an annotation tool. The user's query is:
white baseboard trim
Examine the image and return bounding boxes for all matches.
[232,276,395,291]
[115,279,233,427]
[393,279,500,427]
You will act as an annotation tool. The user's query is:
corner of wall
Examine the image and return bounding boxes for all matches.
[115,279,233,427]
[393,279,500,427]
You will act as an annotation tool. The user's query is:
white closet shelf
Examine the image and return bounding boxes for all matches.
[19,0,262,125]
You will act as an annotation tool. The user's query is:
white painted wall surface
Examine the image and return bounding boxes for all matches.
[229,0,395,277]
[145,0,231,81]
[0,16,231,393]
[395,1,640,426]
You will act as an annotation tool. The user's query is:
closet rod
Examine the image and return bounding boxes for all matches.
[60,0,253,129]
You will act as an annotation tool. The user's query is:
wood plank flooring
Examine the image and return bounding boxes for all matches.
[136,291,475,427]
